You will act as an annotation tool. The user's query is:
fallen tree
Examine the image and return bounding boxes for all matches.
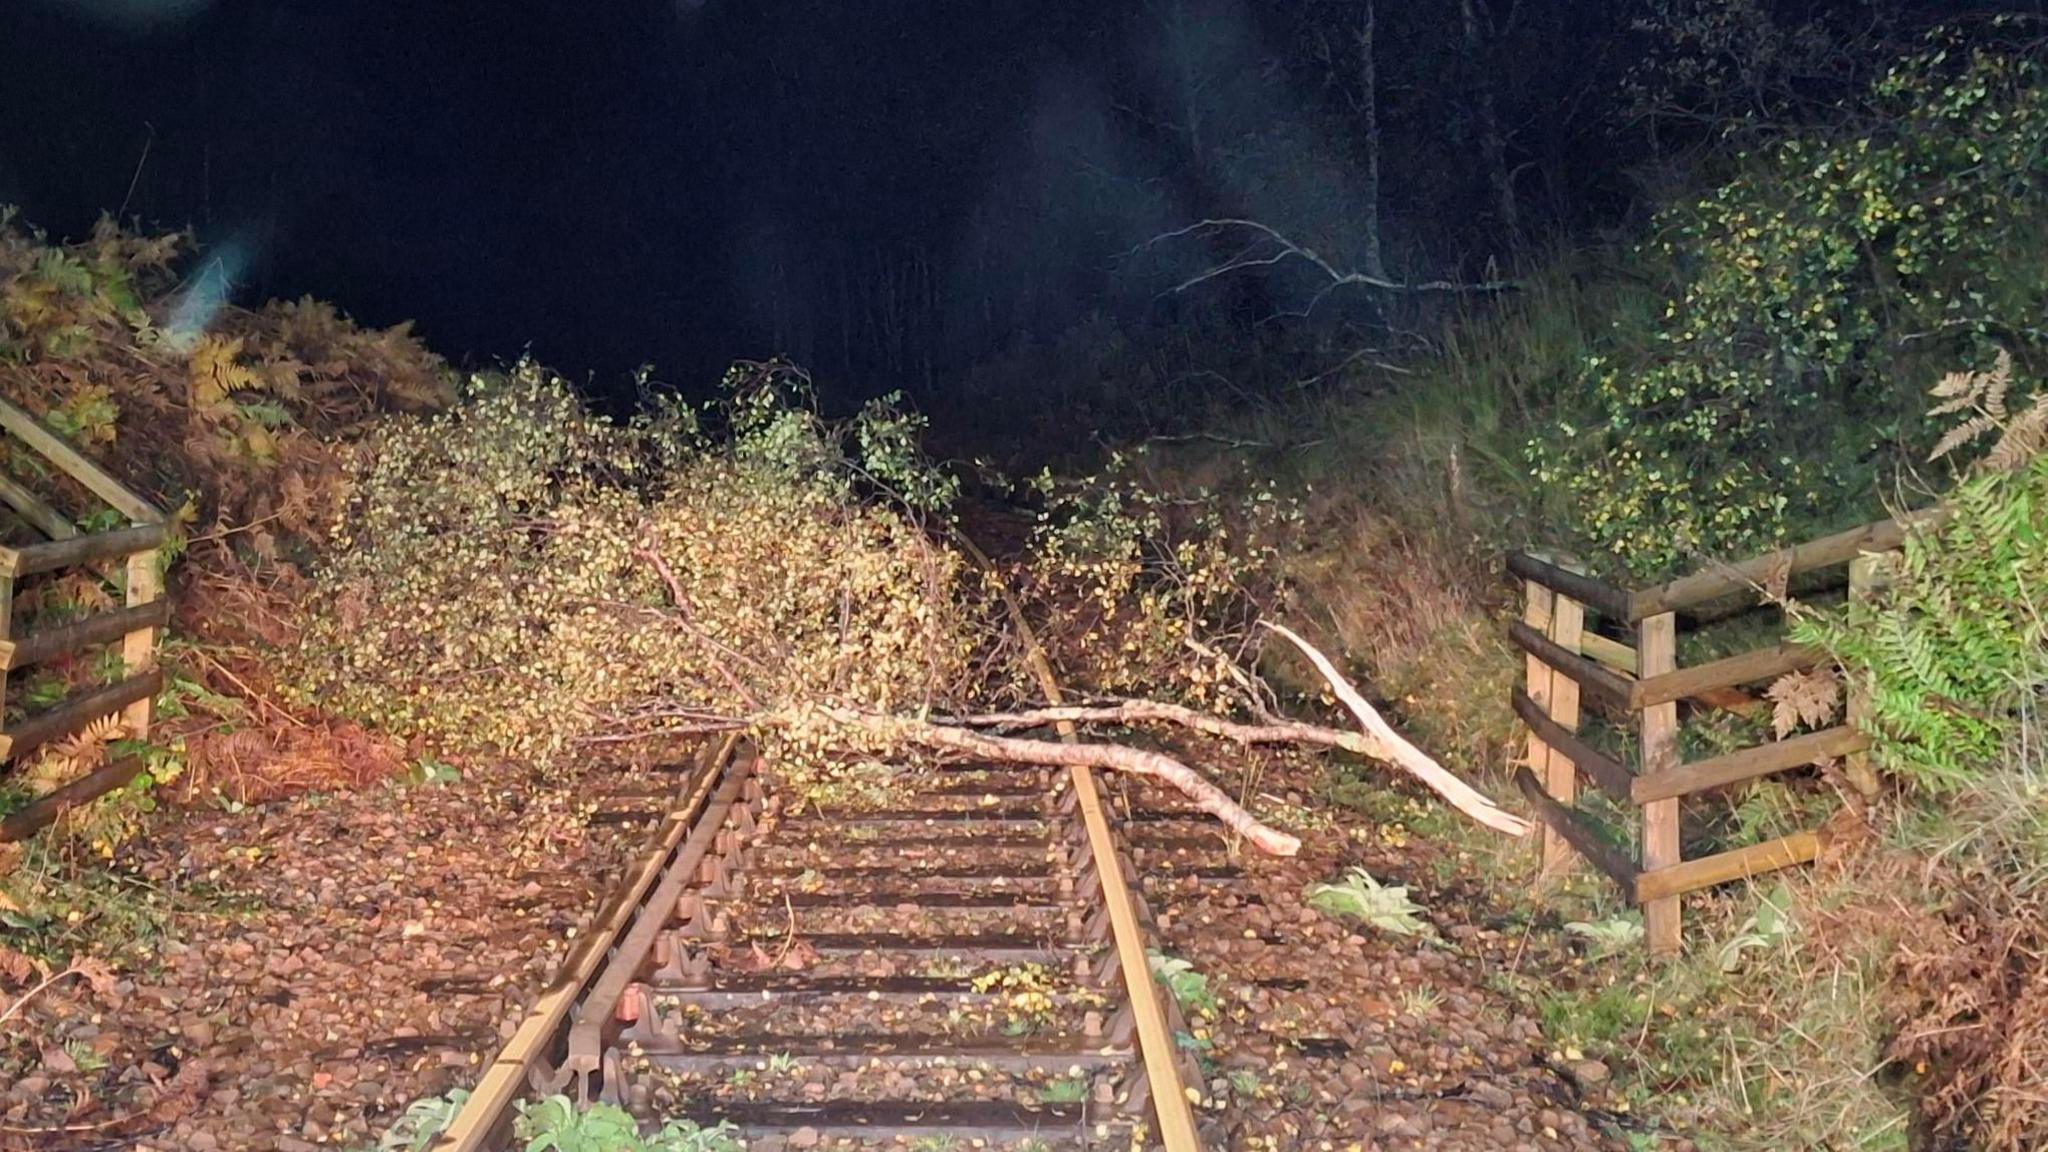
[938,622,1531,839]
[290,362,1527,855]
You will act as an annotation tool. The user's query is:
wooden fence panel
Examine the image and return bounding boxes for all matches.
[1509,689,1633,801]
[1507,619,1634,712]
[1506,516,1923,957]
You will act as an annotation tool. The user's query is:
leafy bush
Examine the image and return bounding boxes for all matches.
[1535,45,2048,574]
[288,348,1311,775]
[290,360,980,762]
[1023,450,1301,709]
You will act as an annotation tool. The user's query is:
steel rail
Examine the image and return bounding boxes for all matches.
[950,527,1204,1151]
[427,733,744,1152]
[561,750,759,1099]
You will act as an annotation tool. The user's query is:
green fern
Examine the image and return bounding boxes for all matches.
[1793,434,2048,791]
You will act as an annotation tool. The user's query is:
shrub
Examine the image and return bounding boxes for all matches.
[1536,45,2048,575]
[1022,449,1302,709]
[289,361,981,762]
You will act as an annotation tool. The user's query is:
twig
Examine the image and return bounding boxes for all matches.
[0,964,93,1030]
[625,549,763,710]
[1145,218,1518,297]
[115,123,155,222]
[187,511,284,546]
[769,894,799,968]
[632,547,694,622]
[197,650,308,730]
[1140,431,1279,450]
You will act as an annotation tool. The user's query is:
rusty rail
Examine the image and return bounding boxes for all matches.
[428,733,748,1152]
[427,527,1203,1149]
[953,526,1204,1150]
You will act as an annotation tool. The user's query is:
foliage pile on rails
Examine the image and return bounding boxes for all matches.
[293,362,986,759]
[289,360,1525,850]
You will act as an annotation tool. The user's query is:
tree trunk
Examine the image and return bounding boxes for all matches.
[1458,0,1522,254]
[1356,0,1389,282]
[819,706,1303,855]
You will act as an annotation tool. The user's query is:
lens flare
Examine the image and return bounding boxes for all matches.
[166,232,252,348]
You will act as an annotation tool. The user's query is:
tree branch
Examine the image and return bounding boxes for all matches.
[1260,622,1532,837]
[820,706,1302,855]
[1145,218,1518,297]
[944,691,1529,838]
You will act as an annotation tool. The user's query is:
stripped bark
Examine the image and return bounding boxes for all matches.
[948,693,1530,838]
[818,707,1302,856]
[1260,622,1532,837]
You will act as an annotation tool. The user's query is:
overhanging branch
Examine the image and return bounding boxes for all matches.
[1147,218,1517,298]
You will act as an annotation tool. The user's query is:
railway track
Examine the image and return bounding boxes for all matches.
[428,732,1219,1151]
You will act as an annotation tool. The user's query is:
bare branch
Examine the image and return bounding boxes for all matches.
[1145,218,1518,298]
[820,706,1302,855]
[945,692,1529,838]
[1261,622,1533,837]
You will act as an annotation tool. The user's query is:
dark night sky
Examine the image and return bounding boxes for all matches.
[0,1,1137,390]
[1,0,1687,407]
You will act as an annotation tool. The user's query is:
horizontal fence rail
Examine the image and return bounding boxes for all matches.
[0,397,169,844]
[1506,519,1917,955]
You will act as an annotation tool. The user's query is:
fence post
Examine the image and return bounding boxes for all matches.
[121,547,161,739]
[0,572,11,750]
[1541,591,1586,874]
[1842,553,1896,797]
[1638,610,1682,955]
[1521,580,1561,868]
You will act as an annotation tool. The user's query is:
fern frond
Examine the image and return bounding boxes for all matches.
[1983,394,2048,475]
[1930,415,1997,463]
[1985,349,2013,420]
[1928,368,1982,414]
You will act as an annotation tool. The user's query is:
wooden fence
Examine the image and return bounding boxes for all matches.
[0,397,168,843]
[1506,513,1931,954]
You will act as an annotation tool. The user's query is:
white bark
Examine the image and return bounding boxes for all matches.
[1261,622,1532,837]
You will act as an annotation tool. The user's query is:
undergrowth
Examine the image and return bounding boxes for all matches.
[1121,33,2048,1152]
[0,212,428,964]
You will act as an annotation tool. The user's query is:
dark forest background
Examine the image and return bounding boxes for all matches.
[1,0,2006,403]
